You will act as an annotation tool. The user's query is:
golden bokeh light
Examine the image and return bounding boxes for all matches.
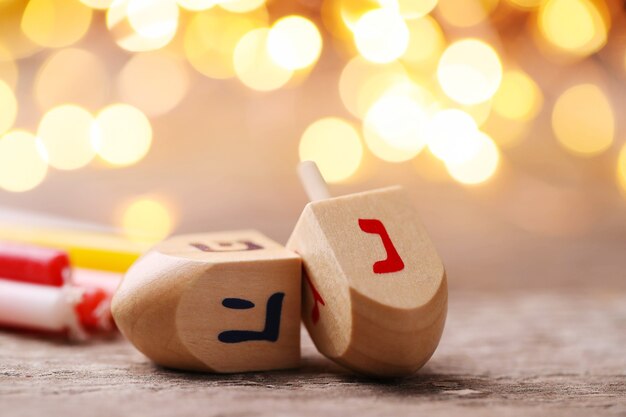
[401,15,445,72]
[176,0,215,11]
[0,1,42,59]
[107,0,179,52]
[427,109,482,164]
[618,143,626,196]
[37,105,96,171]
[378,0,438,20]
[21,0,92,48]
[437,39,502,105]
[445,131,499,185]
[353,8,409,64]
[80,0,114,9]
[538,0,607,56]
[267,16,322,71]
[506,0,541,9]
[364,93,428,155]
[219,0,264,13]
[184,8,266,79]
[121,197,174,243]
[117,51,190,116]
[234,28,293,92]
[0,80,17,136]
[552,84,613,156]
[493,70,542,121]
[337,0,380,31]
[92,104,153,166]
[483,112,529,148]
[0,130,48,192]
[458,100,492,127]
[35,48,109,112]
[299,117,363,183]
[339,56,410,118]
[437,0,499,28]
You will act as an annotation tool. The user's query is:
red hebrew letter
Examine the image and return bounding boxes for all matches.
[358,219,405,274]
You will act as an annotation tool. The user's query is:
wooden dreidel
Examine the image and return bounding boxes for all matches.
[111,230,301,373]
[287,161,447,377]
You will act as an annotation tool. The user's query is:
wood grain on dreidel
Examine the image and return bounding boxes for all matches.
[288,186,447,377]
[112,230,301,373]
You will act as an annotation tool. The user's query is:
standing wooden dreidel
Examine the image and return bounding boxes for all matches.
[111,230,301,373]
[287,162,447,377]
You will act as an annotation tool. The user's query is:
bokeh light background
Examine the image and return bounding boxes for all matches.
[0,0,625,290]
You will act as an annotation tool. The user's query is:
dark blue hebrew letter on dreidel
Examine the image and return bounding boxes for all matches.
[218,292,285,343]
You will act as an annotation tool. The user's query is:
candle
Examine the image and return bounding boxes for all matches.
[0,241,70,286]
[0,279,114,340]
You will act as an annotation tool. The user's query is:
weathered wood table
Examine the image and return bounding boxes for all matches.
[1,290,624,416]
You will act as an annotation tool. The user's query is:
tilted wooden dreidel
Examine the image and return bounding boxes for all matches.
[111,230,301,373]
[287,161,447,377]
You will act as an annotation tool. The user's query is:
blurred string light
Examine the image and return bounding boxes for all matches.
[437,39,502,105]
[537,0,607,57]
[445,132,499,185]
[267,16,323,71]
[35,48,109,111]
[80,0,115,9]
[121,196,174,243]
[552,84,614,156]
[184,8,267,79]
[0,43,19,90]
[492,70,542,121]
[299,117,363,183]
[21,0,92,48]
[401,15,445,73]
[427,109,482,164]
[37,105,96,170]
[0,130,48,193]
[107,0,179,52]
[353,8,409,64]
[378,0,438,20]
[117,51,190,116]
[219,0,265,13]
[234,28,293,91]
[91,104,153,166]
[0,80,17,136]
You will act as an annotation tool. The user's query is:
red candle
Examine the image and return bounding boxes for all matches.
[0,241,70,287]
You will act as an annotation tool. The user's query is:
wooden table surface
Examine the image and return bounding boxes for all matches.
[1,290,624,417]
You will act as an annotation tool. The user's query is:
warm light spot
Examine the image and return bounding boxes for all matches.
[107,0,179,52]
[299,117,363,183]
[80,0,114,9]
[92,104,152,166]
[437,0,499,27]
[35,48,109,112]
[445,131,499,185]
[437,39,502,105]
[459,100,492,127]
[117,51,190,116]
[0,80,17,136]
[184,8,266,79]
[618,144,626,195]
[401,15,445,71]
[339,56,409,118]
[22,0,92,48]
[338,0,379,31]
[0,1,42,59]
[552,84,613,156]
[538,0,607,56]
[219,0,264,13]
[267,16,322,71]
[0,130,47,192]
[37,105,96,171]
[234,28,293,92]
[121,197,173,243]
[493,70,542,121]
[378,0,438,20]
[176,0,215,10]
[364,93,428,155]
[427,109,482,164]
[354,8,409,64]
[483,112,529,148]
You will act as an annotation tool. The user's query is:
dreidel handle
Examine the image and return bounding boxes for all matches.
[297,161,331,202]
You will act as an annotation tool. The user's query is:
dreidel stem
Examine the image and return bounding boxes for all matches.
[298,161,331,202]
